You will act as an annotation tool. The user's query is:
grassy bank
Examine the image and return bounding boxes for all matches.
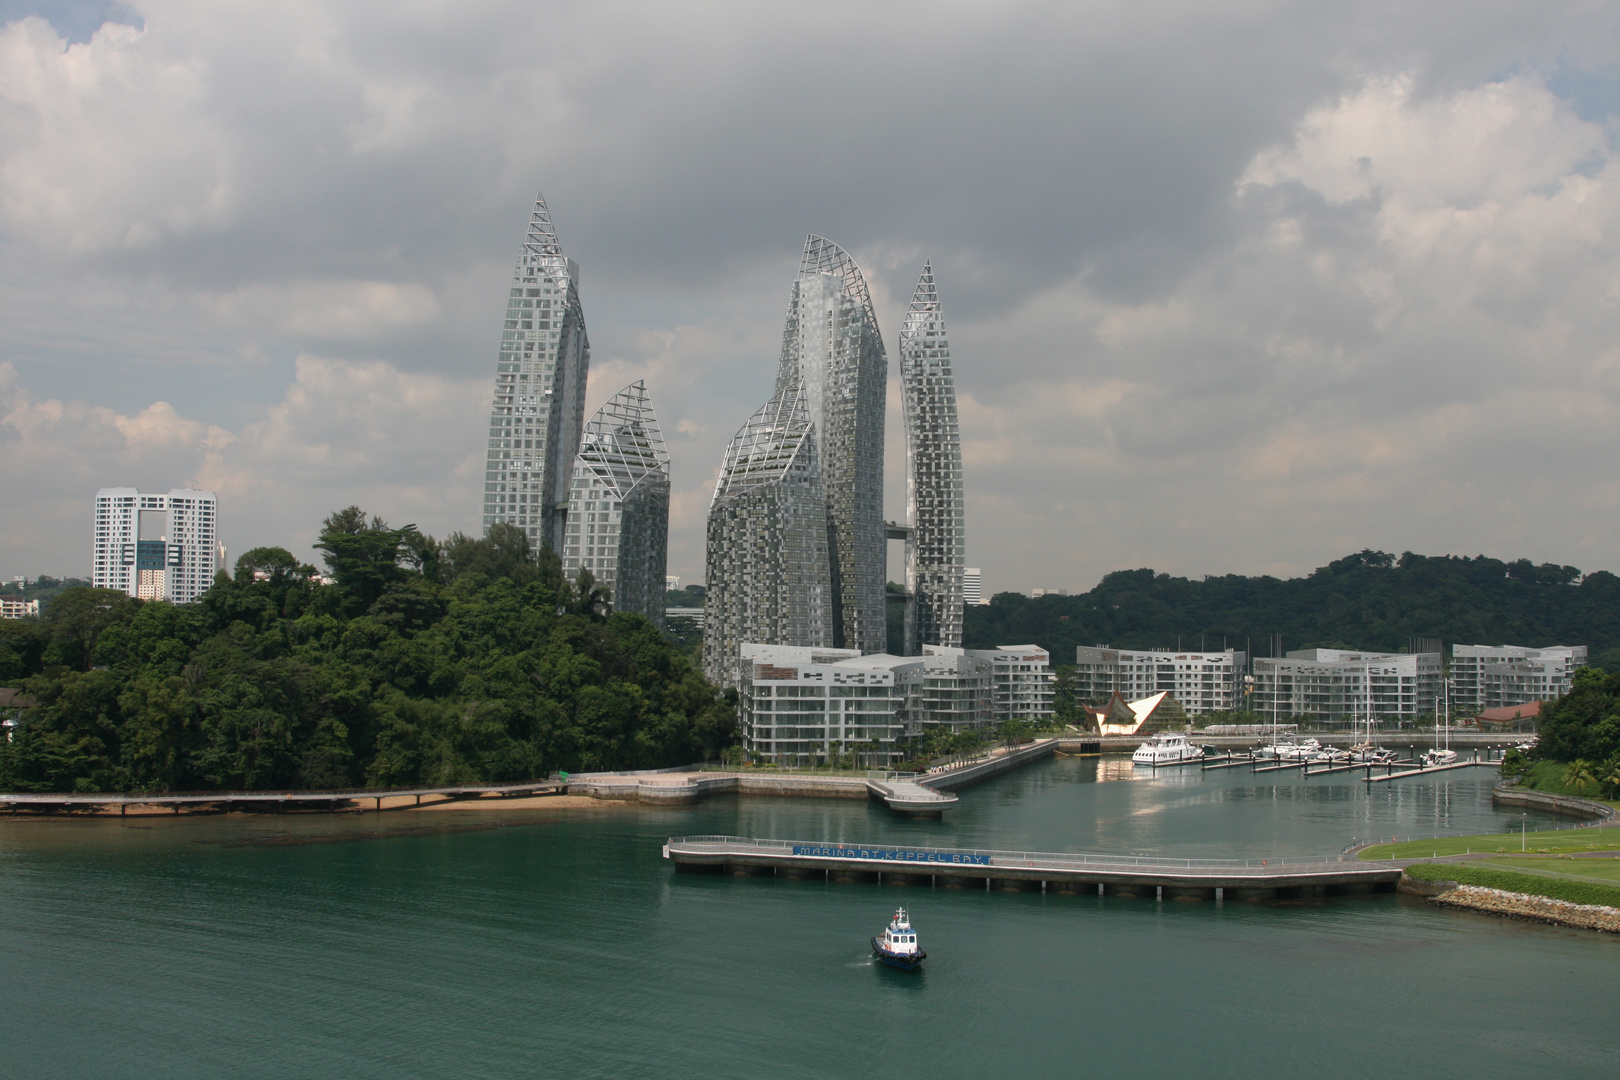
[1404,862,1620,908]
[1477,856,1620,883]
[1359,825,1620,860]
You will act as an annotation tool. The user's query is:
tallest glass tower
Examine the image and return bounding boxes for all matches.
[773,235,888,654]
[481,190,591,552]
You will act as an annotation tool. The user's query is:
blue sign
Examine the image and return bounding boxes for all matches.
[792,845,991,865]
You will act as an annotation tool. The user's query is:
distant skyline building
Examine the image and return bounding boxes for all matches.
[774,235,888,654]
[898,261,965,655]
[560,381,670,626]
[703,382,834,690]
[92,488,221,604]
[962,568,984,605]
[481,190,591,553]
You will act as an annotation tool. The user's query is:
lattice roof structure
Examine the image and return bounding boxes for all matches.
[576,380,669,498]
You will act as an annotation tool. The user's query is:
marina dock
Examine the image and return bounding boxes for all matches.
[1364,760,1495,783]
[664,835,1404,900]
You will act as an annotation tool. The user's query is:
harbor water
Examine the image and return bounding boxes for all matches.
[0,756,1612,1079]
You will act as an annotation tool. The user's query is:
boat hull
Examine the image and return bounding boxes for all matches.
[871,938,925,971]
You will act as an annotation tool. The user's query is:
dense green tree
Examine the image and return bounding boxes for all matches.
[0,507,735,793]
[41,587,142,671]
[1533,667,1620,764]
[966,550,1620,663]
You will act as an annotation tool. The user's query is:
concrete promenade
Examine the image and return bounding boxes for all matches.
[664,834,1405,900]
[568,739,1061,813]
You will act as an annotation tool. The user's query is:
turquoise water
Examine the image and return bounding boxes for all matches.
[0,757,1612,1079]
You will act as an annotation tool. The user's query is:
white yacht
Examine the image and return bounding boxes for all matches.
[1133,732,1204,766]
[1422,747,1459,767]
[1258,737,1320,762]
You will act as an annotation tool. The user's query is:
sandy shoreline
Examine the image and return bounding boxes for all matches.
[0,791,634,817]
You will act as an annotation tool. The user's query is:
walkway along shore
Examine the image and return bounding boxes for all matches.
[567,738,1060,813]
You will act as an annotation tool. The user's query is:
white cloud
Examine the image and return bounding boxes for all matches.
[0,356,487,574]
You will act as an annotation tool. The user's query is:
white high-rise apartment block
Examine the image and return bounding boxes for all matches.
[962,568,984,605]
[1451,645,1587,713]
[1073,647,1245,715]
[1251,649,1442,720]
[560,381,670,626]
[482,191,591,553]
[92,488,221,604]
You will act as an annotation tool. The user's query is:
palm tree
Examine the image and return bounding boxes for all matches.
[1562,758,1597,794]
[1599,758,1620,800]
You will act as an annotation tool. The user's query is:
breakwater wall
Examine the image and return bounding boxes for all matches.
[921,740,1057,791]
[1491,781,1614,822]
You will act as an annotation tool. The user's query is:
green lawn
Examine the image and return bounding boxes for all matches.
[1358,826,1620,861]
[1476,856,1620,883]
[1403,861,1620,908]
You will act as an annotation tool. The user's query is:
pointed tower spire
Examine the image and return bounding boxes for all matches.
[899,259,965,652]
[523,190,564,259]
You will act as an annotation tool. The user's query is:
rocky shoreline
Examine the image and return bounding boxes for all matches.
[1432,883,1620,933]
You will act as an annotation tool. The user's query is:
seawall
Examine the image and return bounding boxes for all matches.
[1491,781,1614,821]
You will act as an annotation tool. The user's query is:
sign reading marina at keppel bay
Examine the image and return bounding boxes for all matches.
[791,845,992,865]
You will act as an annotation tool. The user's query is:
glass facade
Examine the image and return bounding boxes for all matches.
[898,261,965,653]
[481,191,591,553]
[773,236,888,654]
[560,381,670,626]
[703,382,834,690]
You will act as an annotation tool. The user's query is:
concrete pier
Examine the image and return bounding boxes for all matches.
[664,835,1404,900]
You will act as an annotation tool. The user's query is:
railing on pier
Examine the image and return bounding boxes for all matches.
[665,834,1373,870]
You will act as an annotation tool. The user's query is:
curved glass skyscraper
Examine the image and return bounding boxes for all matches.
[702,381,833,690]
[561,380,670,625]
[481,190,591,553]
[774,236,888,654]
[899,260,965,652]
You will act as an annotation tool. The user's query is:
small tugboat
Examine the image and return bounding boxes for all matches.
[871,907,926,972]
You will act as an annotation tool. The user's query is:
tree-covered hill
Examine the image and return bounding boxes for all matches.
[0,511,734,793]
[965,551,1620,666]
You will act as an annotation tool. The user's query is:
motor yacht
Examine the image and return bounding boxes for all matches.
[1132,732,1204,766]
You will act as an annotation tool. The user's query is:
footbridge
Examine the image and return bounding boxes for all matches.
[664,835,1405,901]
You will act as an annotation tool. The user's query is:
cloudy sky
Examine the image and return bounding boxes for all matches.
[2,1,1619,595]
